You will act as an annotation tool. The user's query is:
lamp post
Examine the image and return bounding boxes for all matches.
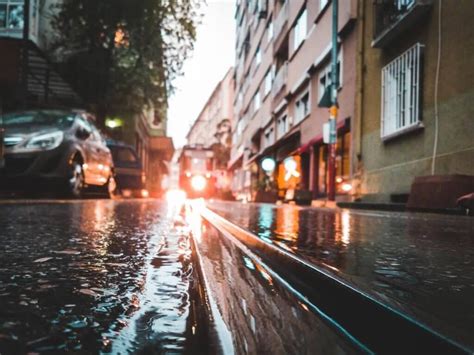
[327,0,338,202]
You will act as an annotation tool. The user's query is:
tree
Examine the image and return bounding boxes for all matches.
[50,0,201,126]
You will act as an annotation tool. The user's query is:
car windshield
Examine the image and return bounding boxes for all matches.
[1,111,76,128]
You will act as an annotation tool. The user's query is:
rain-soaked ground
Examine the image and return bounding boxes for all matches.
[0,199,208,354]
[207,201,474,350]
[188,202,363,354]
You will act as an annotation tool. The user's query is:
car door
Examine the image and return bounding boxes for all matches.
[88,123,112,185]
[75,117,103,185]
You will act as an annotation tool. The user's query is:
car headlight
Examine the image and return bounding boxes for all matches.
[25,131,64,151]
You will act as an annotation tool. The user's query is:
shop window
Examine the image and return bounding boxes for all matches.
[318,145,327,195]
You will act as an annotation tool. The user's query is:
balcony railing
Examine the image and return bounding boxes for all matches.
[372,0,433,48]
[272,62,288,98]
[274,1,288,40]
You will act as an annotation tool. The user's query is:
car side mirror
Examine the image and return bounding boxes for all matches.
[76,127,91,140]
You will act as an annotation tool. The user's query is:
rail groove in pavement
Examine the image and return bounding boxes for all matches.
[199,207,471,354]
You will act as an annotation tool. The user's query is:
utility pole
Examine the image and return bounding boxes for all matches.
[21,0,30,108]
[327,0,338,201]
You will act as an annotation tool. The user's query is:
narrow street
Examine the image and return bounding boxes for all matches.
[1,198,473,353]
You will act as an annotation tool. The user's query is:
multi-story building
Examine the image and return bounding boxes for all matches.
[135,105,174,197]
[356,0,474,203]
[0,0,81,111]
[185,68,235,192]
[230,0,358,202]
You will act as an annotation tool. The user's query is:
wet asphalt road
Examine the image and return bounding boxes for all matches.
[1,198,473,354]
[0,199,202,354]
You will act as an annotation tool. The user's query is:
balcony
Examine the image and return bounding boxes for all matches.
[271,62,288,111]
[273,1,288,49]
[372,0,433,48]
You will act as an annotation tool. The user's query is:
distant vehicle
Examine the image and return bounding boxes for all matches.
[178,144,215,198]
[0,109,115,198]
[106,140,148,198]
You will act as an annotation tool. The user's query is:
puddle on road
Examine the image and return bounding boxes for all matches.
[208,201,474,349]
[0,200,203,354]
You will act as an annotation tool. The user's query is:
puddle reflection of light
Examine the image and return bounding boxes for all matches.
[275,205,299,243]
[255,264,273,286]
[243,256,255,270]
[341,210,351,246]
[186,199,205,243]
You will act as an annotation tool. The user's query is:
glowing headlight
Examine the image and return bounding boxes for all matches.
[191,175,206,191]
[25,131,64,151]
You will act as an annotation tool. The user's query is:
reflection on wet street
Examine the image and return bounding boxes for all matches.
[0,200,197,353]
[191,205,359,354]
[208,201,474,349]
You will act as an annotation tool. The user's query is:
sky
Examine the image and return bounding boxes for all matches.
[167,0,236,148]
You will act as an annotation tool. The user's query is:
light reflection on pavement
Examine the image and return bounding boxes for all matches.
[208,201,474,349]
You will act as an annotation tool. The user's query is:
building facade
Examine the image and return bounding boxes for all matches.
[230,0,358,202]
[356,0,474,202]
[186,68,235,194]
[135,105,174,197]
[0,0,81,111]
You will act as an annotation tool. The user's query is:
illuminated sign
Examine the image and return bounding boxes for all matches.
[261,157,276,173]
[283,157,300,181]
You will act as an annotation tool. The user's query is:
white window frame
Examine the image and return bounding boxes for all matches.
[293,8,307,52]
[0,0,24,30]
[267,20,273,43]
[295,90,310,124]
[263,69,272,97]
[381,43,423,139]
[255,46,262,67]
[254,91,261,112]
[263,124,274,148]
[277,114,288,139]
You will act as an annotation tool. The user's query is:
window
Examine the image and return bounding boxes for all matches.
[237,118,244,137]
[295,91,310,124]
[263,125,274,148]
[318,51,343,100]
[277,115,288,138]
[254,91,261,112]
[381,43,423,138]
[267,20,273,43]
[0,0,24,29]
[264,70,272,96]
[255,46,262,66]
[293,8,307,51]
[320,0,329,10]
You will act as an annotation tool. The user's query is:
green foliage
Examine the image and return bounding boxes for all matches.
[51,0,202,123]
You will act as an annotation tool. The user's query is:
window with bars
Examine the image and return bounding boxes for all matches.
[381,43,423,139]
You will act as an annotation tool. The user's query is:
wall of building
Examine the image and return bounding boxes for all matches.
[358,1,474,202]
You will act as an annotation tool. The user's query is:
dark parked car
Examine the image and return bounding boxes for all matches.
[106,140,148,198]
[0,109,115,198]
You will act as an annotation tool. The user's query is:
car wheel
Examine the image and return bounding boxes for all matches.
[67,161,85,198]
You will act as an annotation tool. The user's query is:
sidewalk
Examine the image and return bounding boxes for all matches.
[206,201,474,350]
